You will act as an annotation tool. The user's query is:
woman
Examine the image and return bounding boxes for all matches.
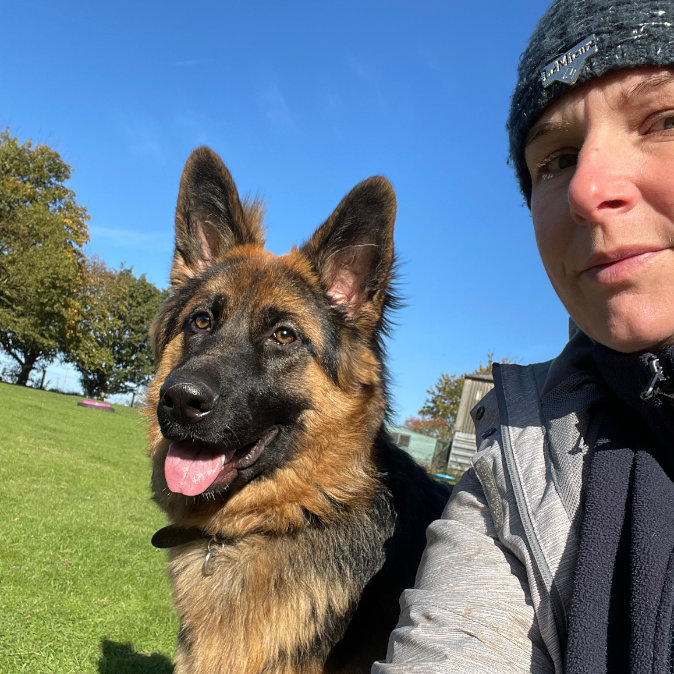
[373,1,674,672]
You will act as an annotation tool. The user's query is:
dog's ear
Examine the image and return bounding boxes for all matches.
[301,176,396,326]
[170,147,265,286]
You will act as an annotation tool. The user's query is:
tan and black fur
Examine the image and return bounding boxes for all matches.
[146,147,450,673]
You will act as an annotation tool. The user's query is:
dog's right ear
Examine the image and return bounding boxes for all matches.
[170,147,264,287]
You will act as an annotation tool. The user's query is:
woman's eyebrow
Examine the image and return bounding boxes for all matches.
[525,119,574,148]
[525,72,674,149]
[622,72,674,103]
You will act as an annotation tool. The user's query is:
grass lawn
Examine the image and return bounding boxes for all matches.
[0,382,177,673]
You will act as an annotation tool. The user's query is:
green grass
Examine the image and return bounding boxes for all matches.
[0,382,177,673]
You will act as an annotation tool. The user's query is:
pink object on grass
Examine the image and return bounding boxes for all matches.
[77,399,114,412]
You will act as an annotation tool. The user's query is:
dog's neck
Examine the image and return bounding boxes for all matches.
[151,524,213,548]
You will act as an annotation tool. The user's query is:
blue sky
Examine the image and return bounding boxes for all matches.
[1,0,569,422]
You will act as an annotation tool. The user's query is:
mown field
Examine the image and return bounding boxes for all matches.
[0,382,177,673]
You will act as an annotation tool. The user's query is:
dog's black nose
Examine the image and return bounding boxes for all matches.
[160,379,218,424]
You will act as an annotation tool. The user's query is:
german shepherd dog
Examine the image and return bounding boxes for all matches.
[146,147,450,673]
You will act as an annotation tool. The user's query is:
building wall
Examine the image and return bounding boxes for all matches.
[454,374,494,435]
[447,374,494,474]
[387,424,445,468]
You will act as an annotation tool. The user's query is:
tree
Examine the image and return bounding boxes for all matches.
[403,415,452,442]
[407,353,511,441]
[66,260,167,399]
[0,129,89,385]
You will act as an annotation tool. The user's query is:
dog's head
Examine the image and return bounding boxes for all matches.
[146,147,396,534]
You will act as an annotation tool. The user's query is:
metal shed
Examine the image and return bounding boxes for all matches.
[447,373,494,474]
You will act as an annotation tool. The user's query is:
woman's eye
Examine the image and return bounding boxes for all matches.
[193,313,211,331]
[649,114,674,132]
[536,150,578,181]
[271,327,296,345]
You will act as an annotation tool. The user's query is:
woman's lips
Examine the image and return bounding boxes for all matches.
[582,248,663,284]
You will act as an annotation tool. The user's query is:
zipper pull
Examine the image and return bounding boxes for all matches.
[641,356,666,400]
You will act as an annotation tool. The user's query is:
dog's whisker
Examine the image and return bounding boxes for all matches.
[223,423,242,447]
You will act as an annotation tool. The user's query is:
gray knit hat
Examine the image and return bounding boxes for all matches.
[507,0,674,204]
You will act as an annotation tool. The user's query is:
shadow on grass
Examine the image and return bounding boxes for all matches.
[99,640,173,673]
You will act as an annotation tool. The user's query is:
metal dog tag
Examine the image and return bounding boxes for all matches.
[202,538,218,576]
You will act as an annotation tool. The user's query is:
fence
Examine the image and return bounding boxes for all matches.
[0,355,136,406]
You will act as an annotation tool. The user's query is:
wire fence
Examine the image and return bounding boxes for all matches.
[0,355,136,406]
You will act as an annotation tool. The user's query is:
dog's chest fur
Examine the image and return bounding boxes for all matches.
[169,518,390,674]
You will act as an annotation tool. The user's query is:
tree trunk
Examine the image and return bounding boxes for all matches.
[16,352,38,386]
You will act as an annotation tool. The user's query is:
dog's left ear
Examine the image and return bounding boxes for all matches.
[301,176,396,326]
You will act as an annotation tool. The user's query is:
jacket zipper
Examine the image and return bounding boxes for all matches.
[641,356,666,401]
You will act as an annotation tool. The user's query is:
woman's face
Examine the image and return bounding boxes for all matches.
[525,67,674,353]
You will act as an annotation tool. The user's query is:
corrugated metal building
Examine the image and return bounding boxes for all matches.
[447,373,494,474]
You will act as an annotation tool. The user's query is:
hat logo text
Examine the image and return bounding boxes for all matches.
[541,35,598,88]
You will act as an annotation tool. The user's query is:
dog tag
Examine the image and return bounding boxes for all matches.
[202,538,218,576]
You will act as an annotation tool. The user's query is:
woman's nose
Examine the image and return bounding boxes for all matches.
[568,140,640,224]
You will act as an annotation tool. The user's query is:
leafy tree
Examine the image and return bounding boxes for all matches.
[0,129,89,385]
[403,415,452,442]
[67,260,167,399]
[408,353,512,440]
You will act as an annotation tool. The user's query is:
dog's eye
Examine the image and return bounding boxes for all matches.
[272,327,296,345]
[193,313,211,331]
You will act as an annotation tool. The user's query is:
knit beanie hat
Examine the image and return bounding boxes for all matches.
[507,0,674,204]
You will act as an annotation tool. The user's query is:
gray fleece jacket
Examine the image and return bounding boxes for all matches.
[372,331,601,673]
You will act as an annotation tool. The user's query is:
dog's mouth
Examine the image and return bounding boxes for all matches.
[164,426,279,496]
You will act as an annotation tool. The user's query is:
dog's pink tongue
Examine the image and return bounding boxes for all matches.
[165,441,224,496]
